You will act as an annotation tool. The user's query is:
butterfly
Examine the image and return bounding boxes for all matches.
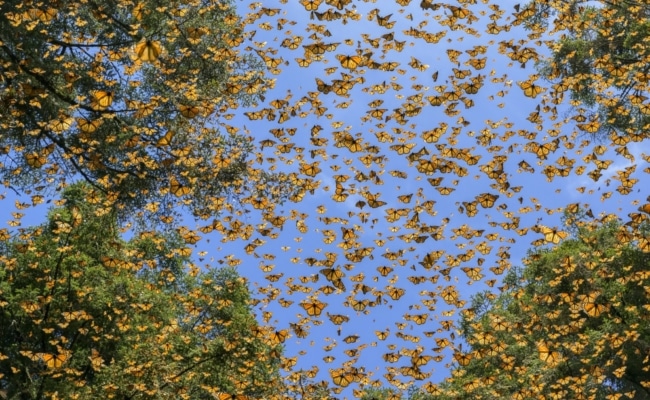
[156,131,175,147]
[638,203,650,215]
[40,352,68,369]
[76,117,102,134]
[25,152,46,168]
[295,57,311,67]
[170,177,191,197]
[453,351,473,366]
[49,114,73,132]
[366,192,387,208]
[91,90,113,110]
[540,226,568,244]
[410,313,428,325]
[302,300,326,316]
[134,39,162,62]
[270,329,289,344]
[519,80,543,98]
[462,267,483,281]
[583,301,608,317]
[376,13,395,28]
[537,341,562,365]
[330,369,353,387]
[477,193,499,208]
[179,104,201,119]
[348,298,369,311]
[300,161,321,177]
[337,54,363,69]
[300,0,322,11]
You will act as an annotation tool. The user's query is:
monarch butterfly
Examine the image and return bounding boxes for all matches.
[326,0,351,10]
[383,286,403,300]
[376,13,395,28]
[25,152,46,168]
[348,298,368,311]
[327,313,349,325]
[410,313,428,325]
[383,352,400,363]
[88,348,104,371]
[453,351,472,366]
[519,80,543,98]
[261,55,282,68]
[224,83,242,95]
[390,143,415,155]
[583,301,608,317]
[477,193,498,208]
[295,57,311,67]
[540,226,568,244]
[376,265,393,277]
[578,120,600,133]
[452,67,471,79]
[462,81,482,94]
[537,341,562,365]
[638,203,650,215]
[49,114,73,132]
[91,90,113,109]
[320,267,344,282]
[315,78,331,94]
[337,54,363,69]
[300,161,321,177]
[134,39,162,62]
[303,42,328,55]
[331,369,353,387]
[302,300,326,316]
[440,286,458,304]
[462,267,483,281]
[373,330,389,341]
[179,104,200,119]
[185,27,207,45]
[368,107,387,120]
[366,193,387,208]
[170,177,191,197]
[270,329,289,343]
[40,352,68,369]
[332,81,352,96]
[300,0,322,11]
[156,131,175,147]
[436,186,455,195]
[76,117,102,134]
[344,138,363,153]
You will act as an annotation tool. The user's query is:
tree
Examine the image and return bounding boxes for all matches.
[0,0,288,218]
[0,183,284,399]
[435,212,650,399]
[524,0,650,137]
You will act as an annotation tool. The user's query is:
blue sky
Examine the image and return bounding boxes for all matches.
[2,0,648,397]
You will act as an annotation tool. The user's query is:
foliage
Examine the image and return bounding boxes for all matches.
[0,183,283,399]
[0,0,291,218]
[436,215,650,399]
[527,0,650,136]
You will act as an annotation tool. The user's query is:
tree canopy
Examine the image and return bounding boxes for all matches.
[530,0,650,136]
[0,183,283,399]
[436,214,650,399]
[0,0,289,218]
